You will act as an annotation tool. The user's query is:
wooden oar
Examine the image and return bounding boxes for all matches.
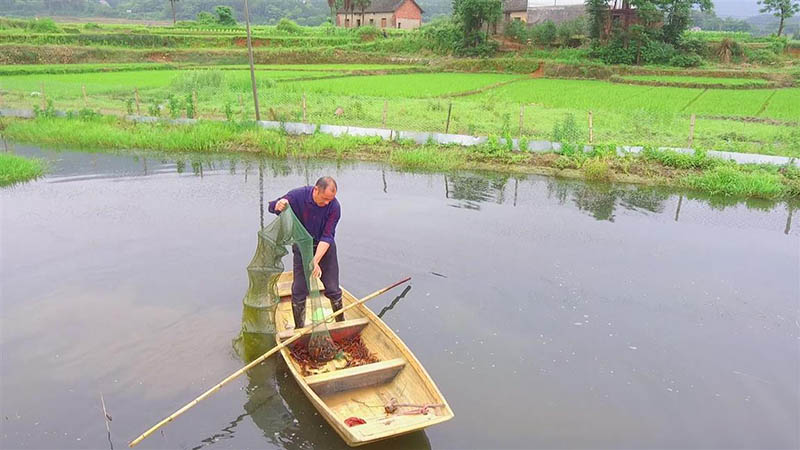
[129,276,411,448]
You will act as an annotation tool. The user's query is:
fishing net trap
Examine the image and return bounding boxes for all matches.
[234,205,338,363]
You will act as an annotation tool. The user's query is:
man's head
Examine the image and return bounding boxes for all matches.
[312,176,337,207]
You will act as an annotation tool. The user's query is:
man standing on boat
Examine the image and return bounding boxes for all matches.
[268,176,343,329]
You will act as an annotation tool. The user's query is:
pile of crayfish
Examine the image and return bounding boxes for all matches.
[290,335,378,376]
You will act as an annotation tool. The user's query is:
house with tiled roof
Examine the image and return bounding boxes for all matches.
[336,0,424,29]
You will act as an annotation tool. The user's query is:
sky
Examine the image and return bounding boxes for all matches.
[526,0,761,18]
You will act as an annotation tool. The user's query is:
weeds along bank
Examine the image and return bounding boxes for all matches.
[2,115,799,200]
[0,152,44,186]
[2,67,798,157]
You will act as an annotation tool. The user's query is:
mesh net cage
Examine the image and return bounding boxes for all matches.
[233,205,337,363]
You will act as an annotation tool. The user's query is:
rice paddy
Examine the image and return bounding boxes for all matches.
[1,66,798,157]
[619,75,770,87]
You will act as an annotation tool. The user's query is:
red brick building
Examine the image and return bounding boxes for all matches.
[336,0,424,29]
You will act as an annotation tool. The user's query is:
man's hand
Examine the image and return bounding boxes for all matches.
[312,261,322,279]
[275,198,289,212]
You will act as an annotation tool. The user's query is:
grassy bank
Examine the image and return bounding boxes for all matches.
[2,115,798,200]
[0,152,44,186]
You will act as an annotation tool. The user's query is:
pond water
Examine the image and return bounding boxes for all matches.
[1,144,798,450]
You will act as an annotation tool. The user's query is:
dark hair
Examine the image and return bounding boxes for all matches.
[315,176,337,192]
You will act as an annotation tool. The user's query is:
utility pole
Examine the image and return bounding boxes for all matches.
[243,0,261,121]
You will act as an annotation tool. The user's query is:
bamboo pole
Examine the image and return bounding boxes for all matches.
[134,88,141,116]
[382,100,388,128]
[445,102,452,134]
[81,85,88,108]
[128,276,411,448]
[243,0,261,121]
[518,105,524,136]
[302,92,307,123]
[688,113,696,149]
[40,82,46,110]
[588,111,593,144]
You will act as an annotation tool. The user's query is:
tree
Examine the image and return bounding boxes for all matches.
[585,0,609,40]
[168,0,179,25]
[651,0,713,45]
[215,5,237,25]
[758,0,800,36]
[452,0,502,46]
[327,0,338,24]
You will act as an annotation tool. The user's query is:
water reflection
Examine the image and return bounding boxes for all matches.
[8,141,798,236]
[444,173,513,210]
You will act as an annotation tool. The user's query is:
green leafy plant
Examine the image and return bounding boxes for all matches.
[148,100,161,118]
[224,100,234,122]
[185,93,195,119]
[167,95,182,119]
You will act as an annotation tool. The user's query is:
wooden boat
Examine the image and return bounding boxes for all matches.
[274,272,454,446]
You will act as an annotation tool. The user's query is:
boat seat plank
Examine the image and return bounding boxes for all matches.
[277,318,369,347]
[305,358,405,396]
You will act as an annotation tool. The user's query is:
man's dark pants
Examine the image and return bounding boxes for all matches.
[291,242,343,328]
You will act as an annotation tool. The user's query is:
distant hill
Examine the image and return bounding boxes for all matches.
[0,0,452,25]
[744,13,800,36]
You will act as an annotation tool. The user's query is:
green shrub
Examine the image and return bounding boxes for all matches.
[670,53,704,67]
[678,34,708,57]
[583,159,611,181]
[504,19,528,42]
[276,18,304,34]
[421,18,461,54]
[356,26,381,42]
[531,21,557,46]
[639,40,676,64]
[196,11,217,25]
[84,22,101,30]
[215,6,237,26]
[747,48,780,65]
[27,18,59,33]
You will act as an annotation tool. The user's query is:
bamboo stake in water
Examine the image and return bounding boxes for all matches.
[302,92,307,123]
[519,105,524,136]
[688,113,696,149]
[382,100,388,128]
[128,276,411,448]
[82,85,88,108]
[588,111,593,144]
